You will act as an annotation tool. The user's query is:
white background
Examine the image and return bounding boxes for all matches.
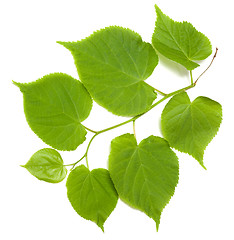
[0,0,233,239]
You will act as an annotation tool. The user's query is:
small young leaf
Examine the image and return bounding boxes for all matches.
[22,148,67,183]
[66,165,118,231]
[152,5,212,70]
[108,134,179,230]
[58,26,158,117]
[161,92,222,168]
[13,73,92,151]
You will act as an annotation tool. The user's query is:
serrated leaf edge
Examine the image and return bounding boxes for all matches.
[22,148,68,183]
[161,93,222,169]
[66,165,118,232]
[57,26,158,117]
[13,73,92,151]
[109,133,179,231]
[152,4,212,70]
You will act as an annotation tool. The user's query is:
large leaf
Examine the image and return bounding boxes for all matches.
[58,26,158,117]
[66,165,118,231]
[161,92,222,168]
[13,73,92,151]
[22,148,67,183]
[152,5,212,70]
[108,134,179,230]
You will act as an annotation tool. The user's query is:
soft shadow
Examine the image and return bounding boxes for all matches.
[157,52,189,78]
[158,116,163,136]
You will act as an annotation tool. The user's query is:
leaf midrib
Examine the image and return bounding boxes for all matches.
[134,149,162,221]
[157,12,191,61]
[26,163,63,167]
[77,46,144,84]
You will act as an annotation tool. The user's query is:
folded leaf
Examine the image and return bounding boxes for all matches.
[161,92,222,168]
[108,134,179,230]
[22,148,67,183]
[58,26,158,117]
[66,165,118,231]
[152,5,212,70]
[13,73,92,151]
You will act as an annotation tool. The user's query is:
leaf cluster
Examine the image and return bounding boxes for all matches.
[14,5,222,232]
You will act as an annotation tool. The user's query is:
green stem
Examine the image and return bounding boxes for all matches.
[190,70,194,85]
[152,87,167,96]
[85,156,90,169]
[68,134,99,170]
[133,120,136,139]
[83,125,98,134]
[97,83,195,136]
[145,82,167,96]
[66,48,218,170]
[84,134,97,169]
[64,155,85,169]
[68,83,195,170]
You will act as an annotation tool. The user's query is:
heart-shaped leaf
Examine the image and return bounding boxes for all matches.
[66,165,118,231]
[108,134,179,230]
[22,148,67,183]
[58,26,158,117]
[161,92,222,168]
[13,73,92,151]
[152,5,212,70]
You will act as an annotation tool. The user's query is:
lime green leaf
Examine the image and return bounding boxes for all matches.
[66,165,118,231]
[22,148,67,183]
[161,92,222,168]
[58,26,158,117]
[108,134,179,230]
[152,5,212,70]
[13,73,92,151]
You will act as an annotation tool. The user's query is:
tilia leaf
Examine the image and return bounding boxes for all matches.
[108,134,179,230]
[152,5,212,70]
[58,26,158,117]
[13,73,92,151]
[22,148,67,183]
[66,165,118,231]
[161,92,222,168]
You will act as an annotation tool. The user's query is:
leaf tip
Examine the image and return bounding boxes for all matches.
[154,4,159,10]
[156,222,159,232]
[12,80,21,88]
[56,40,64,45]
[96,215,105,232]
[98,224,104,232]
[57,40,68,48]
[57,41,75,51]
[155,217,161,232]
[154,4,163,16]
[201,163,207,170]
[194,154,207,170]
[12,80,27,92]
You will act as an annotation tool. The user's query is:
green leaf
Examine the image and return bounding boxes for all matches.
[13,73,92,151]
[22,148,67,183]
[66,165,118,231]
[58,26,158,117]
[161,92,222,168]
[108,134,179,230]
[152,5,212,70]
